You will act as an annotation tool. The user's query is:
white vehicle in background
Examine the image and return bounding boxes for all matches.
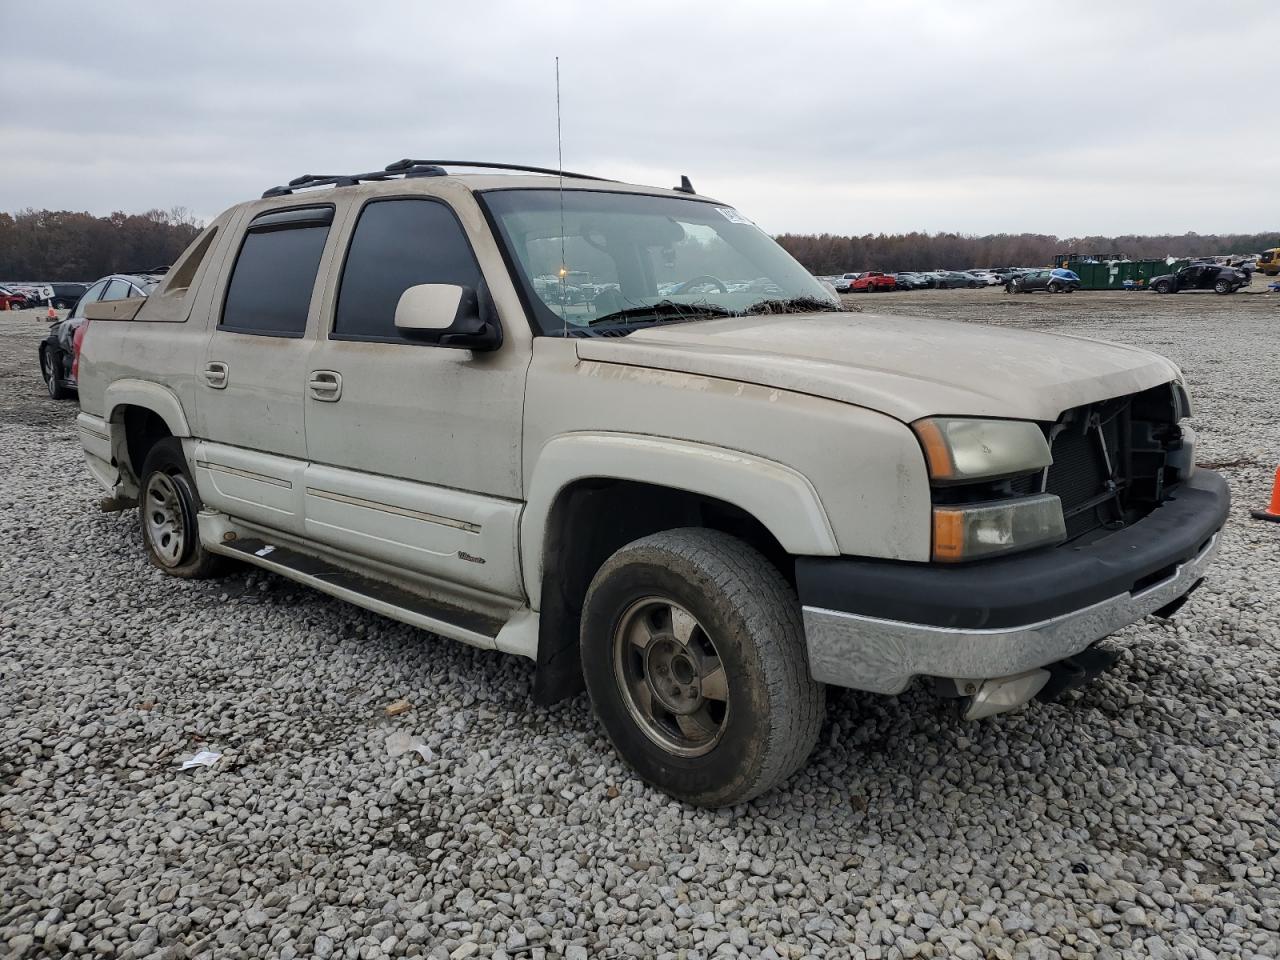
[967,270,1001,286]
[74,158,1228,807]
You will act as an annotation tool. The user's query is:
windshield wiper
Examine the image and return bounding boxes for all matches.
[739,296,841,315]
[587,300,736,327]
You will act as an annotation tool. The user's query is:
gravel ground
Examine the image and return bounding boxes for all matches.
[2,291,1278,960]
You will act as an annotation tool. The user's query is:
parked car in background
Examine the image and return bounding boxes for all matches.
[1150,263,1250,295]
[48,282,90,309]
[831,272,862,293]
[850,271,897,292]
[40,273,160,399]
[1006,269,1081,294]
[894,272,932,290]
[934,271,980,289]
[0,284,30,310]
[967,270,1001,286]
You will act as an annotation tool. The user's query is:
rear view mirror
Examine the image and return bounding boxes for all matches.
[393,283,501,351]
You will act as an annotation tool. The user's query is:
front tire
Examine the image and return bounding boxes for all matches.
[1154,280,1172,294]
[138,438,229,579]
[40,346,71,400]
[581,528,824,807]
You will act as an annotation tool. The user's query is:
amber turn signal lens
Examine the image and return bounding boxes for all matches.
[932,508,965,561]
[913,418,955,480]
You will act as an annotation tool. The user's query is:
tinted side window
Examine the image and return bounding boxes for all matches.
[69,280,108,319]
[102,279,133,300]
[221,215,331,337]
[334,199,482,342]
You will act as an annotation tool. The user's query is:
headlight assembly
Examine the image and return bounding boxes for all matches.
[912,417,1052,484]
[932,495,1066,562]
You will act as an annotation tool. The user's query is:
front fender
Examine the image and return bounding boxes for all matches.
[520,432,839,604]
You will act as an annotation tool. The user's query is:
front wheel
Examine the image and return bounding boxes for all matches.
[1154,280,1172,294]
[581,528,825,807]
[138,438,230,579]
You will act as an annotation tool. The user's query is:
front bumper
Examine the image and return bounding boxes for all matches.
[797,470,1229,694]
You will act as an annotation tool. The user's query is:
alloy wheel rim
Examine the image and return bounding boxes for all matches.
[144,472,187,567]
[611,597,729,757]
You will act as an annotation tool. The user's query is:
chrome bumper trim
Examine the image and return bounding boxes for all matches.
[802,532,1221,695]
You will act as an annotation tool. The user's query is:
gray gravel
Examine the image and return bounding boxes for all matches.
[2,293,1279,959]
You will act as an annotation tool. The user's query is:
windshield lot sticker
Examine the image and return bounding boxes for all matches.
[714,207,753,225]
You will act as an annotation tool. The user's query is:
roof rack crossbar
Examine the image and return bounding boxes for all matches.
[262,159,614,199]
[262,169,413,199]
[384,159,614,181]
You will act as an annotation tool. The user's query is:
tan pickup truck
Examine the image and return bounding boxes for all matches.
[75,160,1229,806]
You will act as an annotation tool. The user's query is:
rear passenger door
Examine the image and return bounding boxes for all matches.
[301,196,527,602]
[191,204,341,536]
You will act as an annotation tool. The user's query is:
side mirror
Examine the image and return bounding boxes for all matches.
[394,283,502,351]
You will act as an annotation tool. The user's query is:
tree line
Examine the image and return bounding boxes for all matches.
[774,230,1280,275]
[3,206,1275,282]
[0,209,203,281]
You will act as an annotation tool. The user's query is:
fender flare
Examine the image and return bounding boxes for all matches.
[520,432,839,605]
[104,379,192,437]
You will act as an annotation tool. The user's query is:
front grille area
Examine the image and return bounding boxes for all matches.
[1035,384,1185,541]
[1045,415,1124,539]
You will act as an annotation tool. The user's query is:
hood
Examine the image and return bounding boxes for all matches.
[575,311,1180,423]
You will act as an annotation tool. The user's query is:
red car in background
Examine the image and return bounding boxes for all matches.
[0,285,30,310]
[850,271,897,292]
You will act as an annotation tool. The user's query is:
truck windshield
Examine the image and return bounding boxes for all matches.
[481,189,838,336]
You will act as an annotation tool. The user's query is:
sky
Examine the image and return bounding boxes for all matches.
[0,0,1274,237]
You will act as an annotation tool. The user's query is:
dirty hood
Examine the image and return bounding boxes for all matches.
[574,311,1181,423]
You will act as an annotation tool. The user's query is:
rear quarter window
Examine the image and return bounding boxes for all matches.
[220,208,333,337]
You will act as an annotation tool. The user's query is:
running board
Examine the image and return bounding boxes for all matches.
[213,536,503,650]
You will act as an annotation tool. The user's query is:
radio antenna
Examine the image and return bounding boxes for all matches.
[556,56,568,337]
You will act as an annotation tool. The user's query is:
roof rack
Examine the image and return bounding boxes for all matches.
[384,159,613,181]
[262,159,613,199]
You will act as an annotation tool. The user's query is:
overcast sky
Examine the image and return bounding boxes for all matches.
[1,1,1273,237]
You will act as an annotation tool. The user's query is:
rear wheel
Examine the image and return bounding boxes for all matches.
[138,438,229,579]
[581,528,824,807]
[1213,279,1231,295]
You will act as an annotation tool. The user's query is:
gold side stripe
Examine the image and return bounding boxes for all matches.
[196,460,293,489]
[305,487,480,534]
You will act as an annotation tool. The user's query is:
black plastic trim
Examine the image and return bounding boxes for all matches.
[795,469,1229,630]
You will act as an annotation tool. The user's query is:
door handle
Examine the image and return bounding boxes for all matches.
[204,361,228,389]
[308,370,343,402]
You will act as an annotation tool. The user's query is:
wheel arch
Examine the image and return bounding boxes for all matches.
[522,433,838,703]
[104,382,190,493]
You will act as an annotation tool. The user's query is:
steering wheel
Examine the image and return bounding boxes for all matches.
[677,275,729,294]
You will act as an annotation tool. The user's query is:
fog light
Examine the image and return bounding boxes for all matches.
[933,494,1066,562]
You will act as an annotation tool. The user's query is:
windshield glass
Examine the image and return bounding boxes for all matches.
[481,189,837,336]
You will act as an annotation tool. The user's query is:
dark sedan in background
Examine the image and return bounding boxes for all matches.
[1006,268,1081,294]
[40,273,159,399]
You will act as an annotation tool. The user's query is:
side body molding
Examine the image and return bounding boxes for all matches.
[520,432,839,605]
[104,379,192,437]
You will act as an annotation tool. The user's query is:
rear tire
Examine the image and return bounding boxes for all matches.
[581,528,825,807]
[1214,279,1231,295]
[138,438,229,579]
